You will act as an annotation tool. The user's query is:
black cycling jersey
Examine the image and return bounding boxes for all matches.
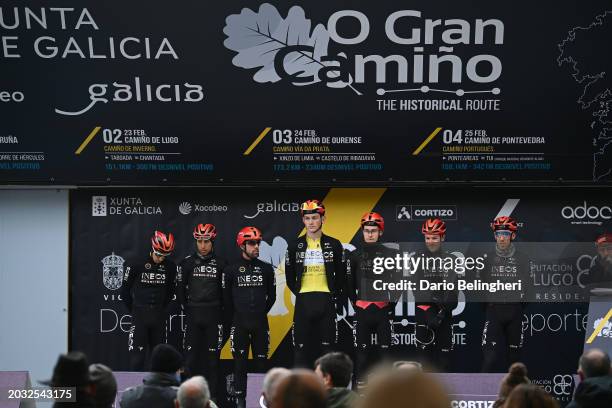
[223,257,276,316]
[480,244,530,304]
[413,247,458,310]
[121,255,177,311]
[480,243,529,372]
[285,233,346,296]
[347,242,401,304]
[177,252,226,307]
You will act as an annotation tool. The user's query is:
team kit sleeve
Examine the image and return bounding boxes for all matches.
[176,259,188,306]
[284,242,297,295]
[121,263,136,311]
[333,239,347,297]
[265,263,277,313]
[162,261,177,309]
[345,250,358,304]
[218,258,227,309]
[222,266,234,321]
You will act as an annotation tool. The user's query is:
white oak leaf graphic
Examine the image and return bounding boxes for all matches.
[223,3,361,94]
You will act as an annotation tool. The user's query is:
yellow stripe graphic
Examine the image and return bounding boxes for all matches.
[243,127,271,155]
[586,308,612,344]
[221,188,387,359]
[75,126,101,155]
[412,127,442,156]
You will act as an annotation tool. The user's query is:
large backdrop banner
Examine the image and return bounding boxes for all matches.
[2,2,612,184]
[71,187,609,405]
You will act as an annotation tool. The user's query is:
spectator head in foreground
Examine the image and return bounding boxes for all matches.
[314,352,354,389]
[151,343,184,375]
[578,348,611,380]
[89,364,117,408]
[272,369,326,408]
[262,367,291,407]
[357,370,450,408]
[40,351,95,407]
[175,376,211,408]
[504,384,559,408]
[494,362,529,408]
[392,361,424,373]
[41,351,92,387]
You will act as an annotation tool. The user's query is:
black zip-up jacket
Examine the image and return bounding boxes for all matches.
[177,252,226,307]
[413,247,459,311]
[121,255,177,311]
[347,242,401,304]
[285,233,346,296]
[480,244,531,304]
[223,257,276,316]
[119,372,179,408]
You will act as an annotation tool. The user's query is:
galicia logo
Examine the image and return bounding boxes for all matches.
[101,252,125,290]
[561,201,611,226]
[92,196,107,216]
[55,77,204,116]
[179,202,192,215]
[244,200,300,219]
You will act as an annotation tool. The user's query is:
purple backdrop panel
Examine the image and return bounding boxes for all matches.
[113,371,148,407]
[0,371,33,408]
[246,373,505,408]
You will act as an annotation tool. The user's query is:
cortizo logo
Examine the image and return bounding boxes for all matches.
[451,401,493,408]
[244,201,299,219]
[55,76,204,116]
[396,205,457,221]
[561,201,611,226]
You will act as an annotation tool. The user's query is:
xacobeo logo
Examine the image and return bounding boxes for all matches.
[179,202,192,215]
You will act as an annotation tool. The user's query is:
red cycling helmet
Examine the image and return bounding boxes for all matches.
[421,218,446,236]
[236,226,263,247]
[151,231,175,255]
[361,212,385,232]
[193,223,217,240]
[300,199,325,216]
[491,216,518,232]
[596,233,611,245]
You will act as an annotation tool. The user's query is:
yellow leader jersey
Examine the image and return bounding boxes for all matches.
[299,236,330,293]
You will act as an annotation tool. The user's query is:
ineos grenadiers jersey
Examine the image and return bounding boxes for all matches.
[285,233,346,296]
[223,258,276,315]
[413,248,458,310]
[347,243,400,304]
[121,255,177,310]
[177,252,226,307]
[481,244,530,303]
